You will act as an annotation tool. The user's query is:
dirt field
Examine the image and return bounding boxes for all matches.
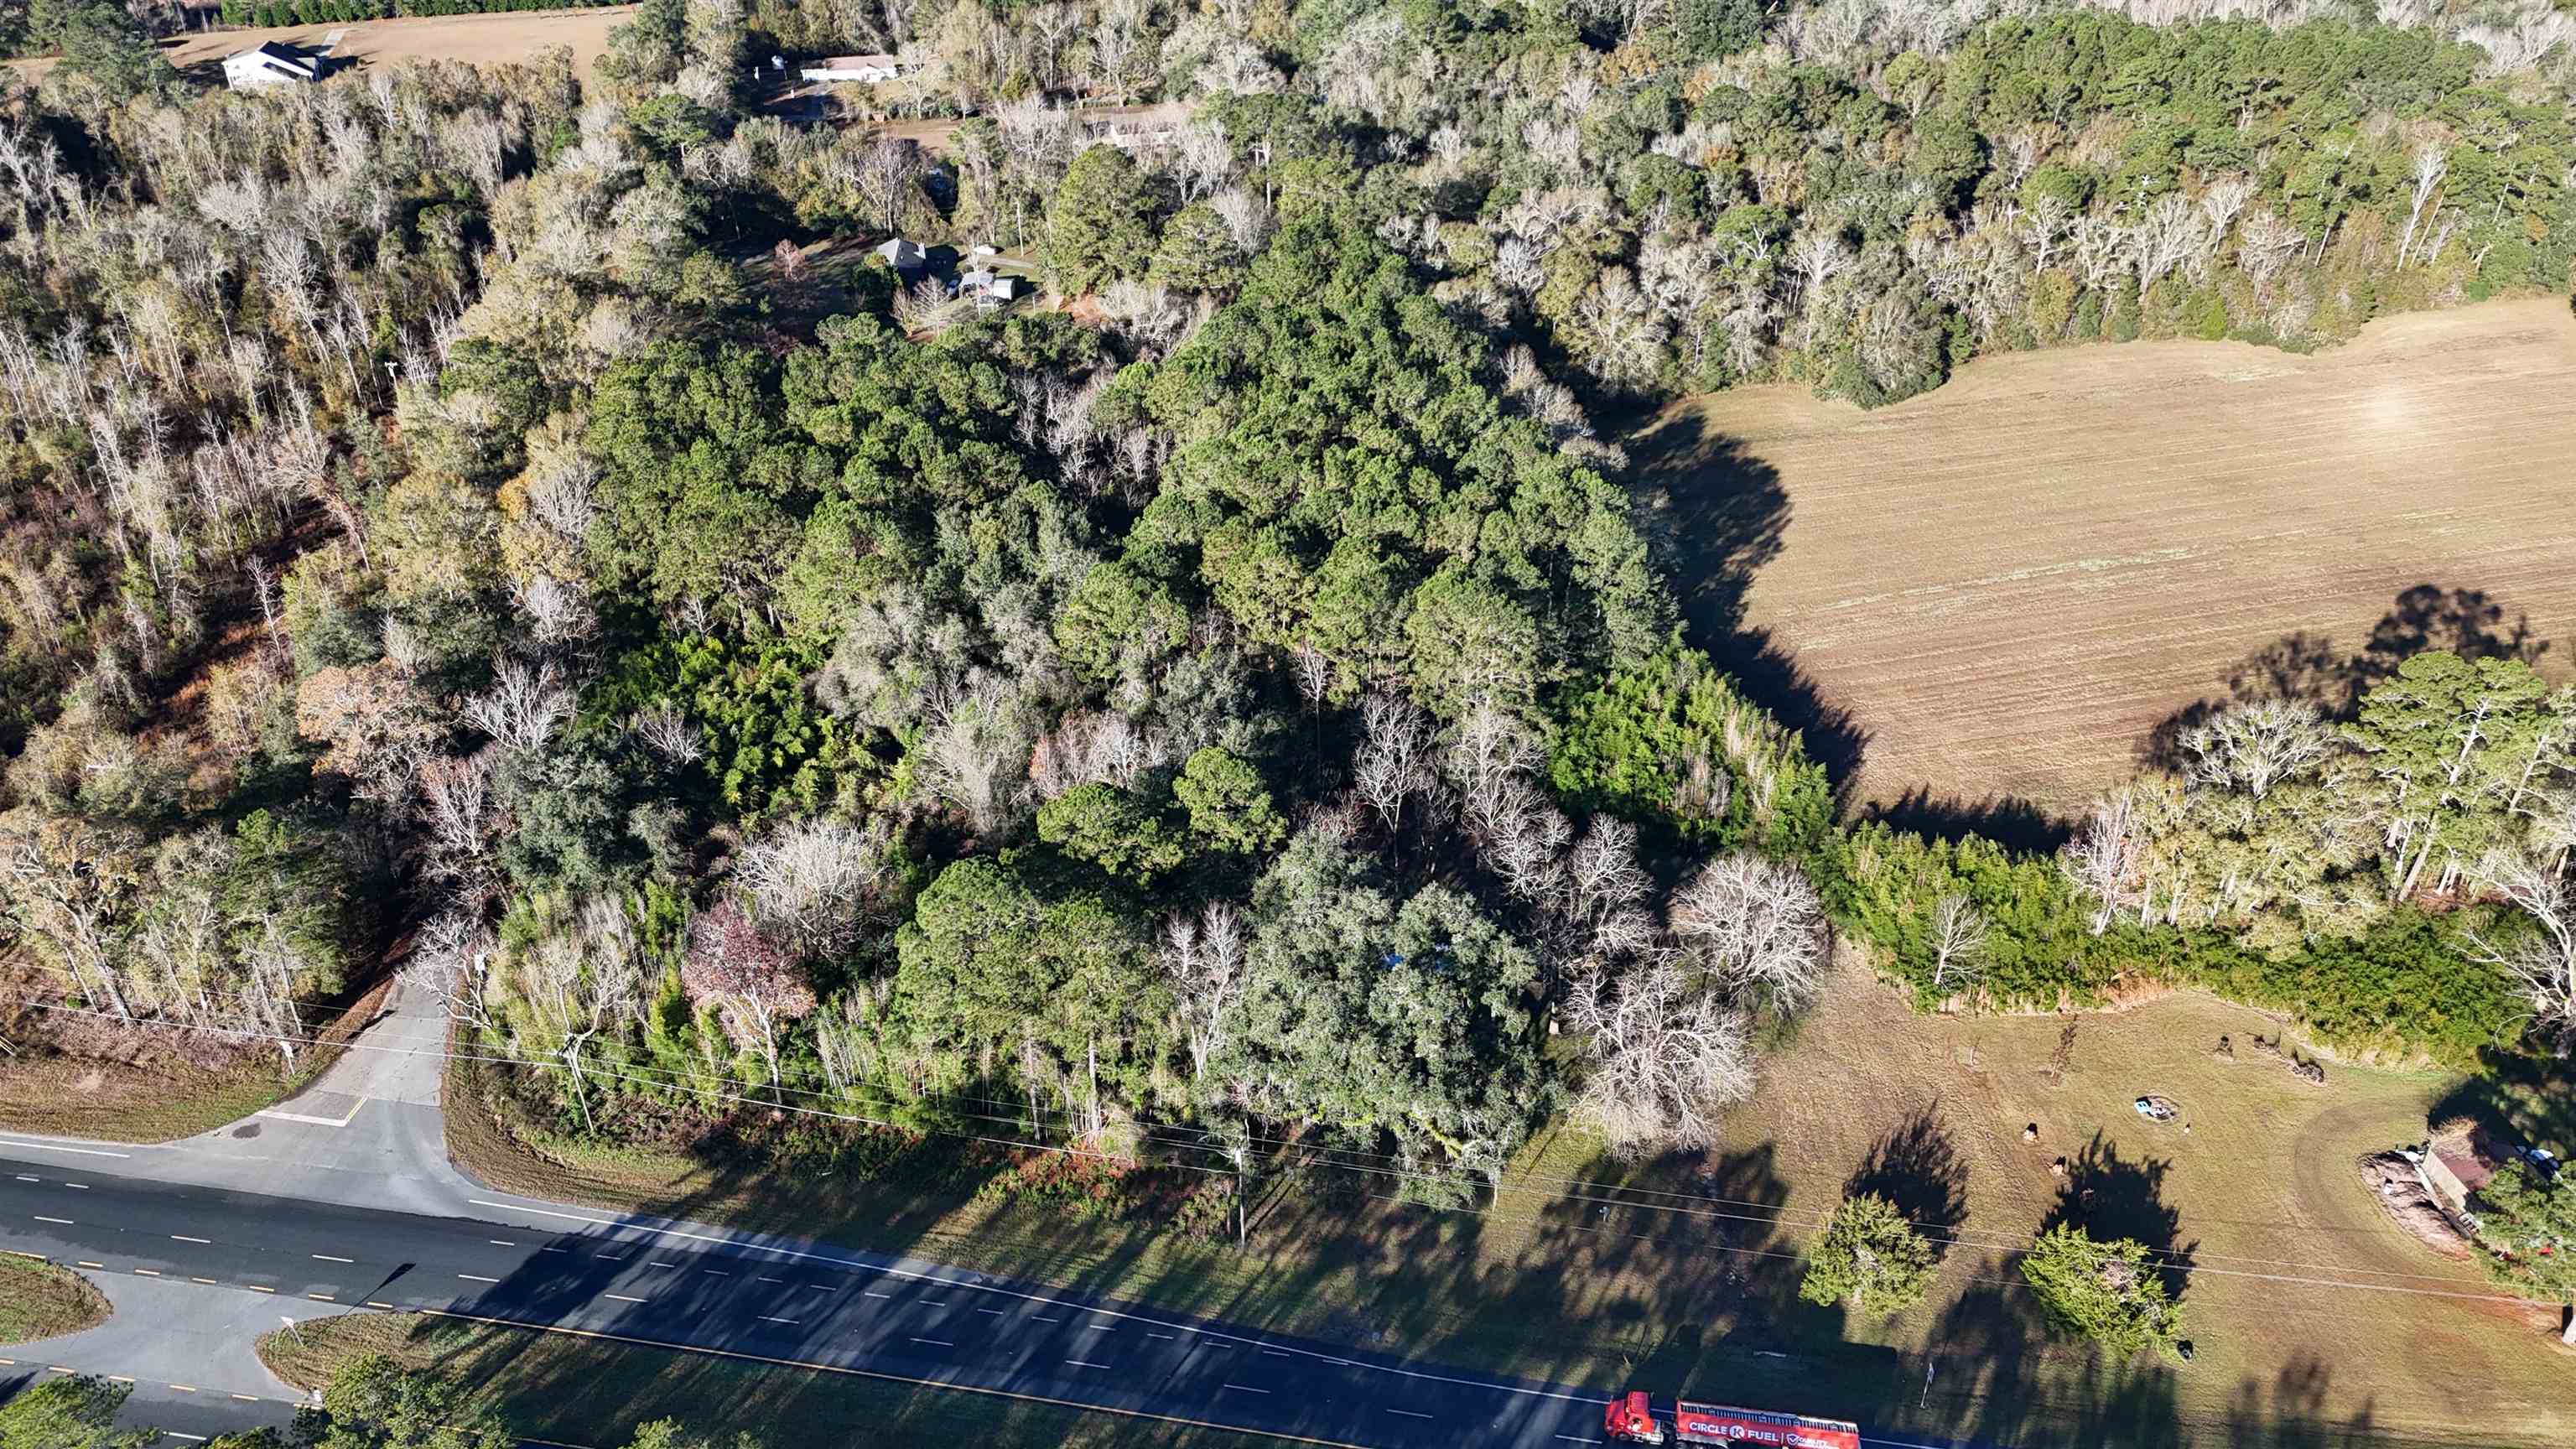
[1634,298,2576,817]
[6,8,634,86]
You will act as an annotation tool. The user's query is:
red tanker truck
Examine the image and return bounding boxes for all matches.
[1604,1389,1863,1448]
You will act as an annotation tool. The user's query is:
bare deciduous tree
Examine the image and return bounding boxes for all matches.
[1354,692,1439,839]
[1929,893,1990,1000]
[1161,901,1247,1085]
[2062,789,2145,934]
[2181,698,2335,801]
[1669,853,1829,1015]
[2465,852,2576,1049]
[462,658,573,753]
[737,817,893,958]
[1566,958,1754,1157]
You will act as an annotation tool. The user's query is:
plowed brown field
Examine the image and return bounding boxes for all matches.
[1639,298,2576,816]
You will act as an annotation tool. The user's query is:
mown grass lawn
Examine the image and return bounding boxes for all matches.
[447,963,2575,1448]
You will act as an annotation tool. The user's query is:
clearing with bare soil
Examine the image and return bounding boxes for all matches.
[1634,298,2576,817]
[6,8,634,86]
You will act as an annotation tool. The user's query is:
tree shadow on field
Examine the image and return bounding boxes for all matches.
[1862,787,2073,854]
[1843,1101,1970,1250]
[1519,1140,1799,1349]
[2042,1133,2195,1301]
[2219,1355,2388,1448]
[2426,1048,2576,1156]
[1623,409,1871,800]
[2142,584,2553,770]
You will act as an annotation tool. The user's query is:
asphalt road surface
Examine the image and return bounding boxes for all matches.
[0,1153,1969,1449]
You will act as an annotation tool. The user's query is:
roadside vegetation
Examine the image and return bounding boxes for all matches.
[0,1254,108,1344]
[257,1312,1276,1449]
[0,0,2569,1443]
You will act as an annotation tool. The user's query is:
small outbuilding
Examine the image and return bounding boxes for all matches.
[956,269,1021,308]
[222,42,320,91]
[874,237,927,273]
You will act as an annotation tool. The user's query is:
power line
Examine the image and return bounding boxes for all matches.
[10,998,2538,1305]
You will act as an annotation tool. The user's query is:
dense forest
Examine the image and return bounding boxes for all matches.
[0,0,2569,1252]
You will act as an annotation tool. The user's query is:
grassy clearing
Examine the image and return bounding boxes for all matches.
[0,1255,110,1344]
[256,1311,1283,1449]
[0,974,390,1143]
[449,965,2574,1448]
[1640,297,2576,815]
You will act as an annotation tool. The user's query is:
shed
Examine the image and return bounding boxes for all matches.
[222,43,320,91]
[2422,1137,2501,1215]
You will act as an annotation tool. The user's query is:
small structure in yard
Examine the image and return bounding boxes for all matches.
[2364,1150,2475,1256]
[801,54,910,85]
[222,42,322,91]
[956,268,1021,309]
[874,237,927,274]
[2421,1133,2502,1220]
[2134,1094,2180,1123]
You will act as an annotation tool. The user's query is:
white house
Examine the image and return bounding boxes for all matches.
[799,54,910,86]
[221,43,320,91]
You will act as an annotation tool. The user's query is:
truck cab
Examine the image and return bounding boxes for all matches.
[1606,1391,1666,1443]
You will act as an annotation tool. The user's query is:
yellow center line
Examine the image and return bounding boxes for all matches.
[407,1308,1373,1449]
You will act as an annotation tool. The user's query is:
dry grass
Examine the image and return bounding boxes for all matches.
[0,974,390,1143]
[256,1311,1280,1449]
[6,8,635,86]
[0,1254,109,1345]
[1636,297,2576,815]
[449,966,2573,1447]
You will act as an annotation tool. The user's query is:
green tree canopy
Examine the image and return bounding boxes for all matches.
[2019,1223,2188,1361]
[1045,145,1159,298]
[1800,1192,1938,1317]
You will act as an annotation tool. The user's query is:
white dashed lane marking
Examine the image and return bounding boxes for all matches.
[457,1274,500,1283]
[32,1216,72,1224]
[909,1337,953,1348]
[605,1293,647,1303]
[1223,1383,1270,1394]
[170,1235,210,1244]
[311,1254,353,1264]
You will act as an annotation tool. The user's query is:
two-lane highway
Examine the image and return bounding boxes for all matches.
[3,1155,1981,1449]
[3,1158,1628,1447]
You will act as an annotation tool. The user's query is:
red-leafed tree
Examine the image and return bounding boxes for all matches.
[683,899,815,1095]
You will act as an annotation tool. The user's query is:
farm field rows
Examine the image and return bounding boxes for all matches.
[1636,298,2576,815]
